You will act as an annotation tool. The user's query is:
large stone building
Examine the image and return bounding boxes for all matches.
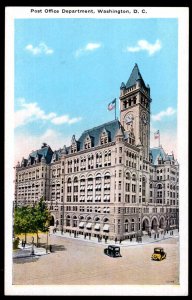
[14,64,179,241]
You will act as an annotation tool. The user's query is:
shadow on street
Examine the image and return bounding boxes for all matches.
[13,256,40,264]
[49,244,66,252]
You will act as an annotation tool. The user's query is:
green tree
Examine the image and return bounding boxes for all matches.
[14,205,33,243]
[30,197,51,247]
[14,197,51,247]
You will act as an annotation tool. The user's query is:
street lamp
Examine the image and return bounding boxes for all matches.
[46,229,49,253]
[31,236,34,255]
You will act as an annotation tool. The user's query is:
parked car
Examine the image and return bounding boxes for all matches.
[151,247,166,261]
[104,245,121,257]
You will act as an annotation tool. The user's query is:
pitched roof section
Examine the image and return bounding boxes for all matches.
[78,119,122,150]
[125,63,146,89]
[29,144,53,164]
[150,147,175,165]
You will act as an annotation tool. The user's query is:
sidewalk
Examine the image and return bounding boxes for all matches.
[13,241,49,259]
[52,229,179,247]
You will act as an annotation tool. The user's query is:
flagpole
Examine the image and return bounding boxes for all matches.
[115,98,117,120]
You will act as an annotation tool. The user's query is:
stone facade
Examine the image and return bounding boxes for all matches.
[14,64,179,241]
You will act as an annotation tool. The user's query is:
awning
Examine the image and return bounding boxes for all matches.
[94,224,100,230]
[103,224,110,231]
[86,223,92,229]
[79,222,85,228]
[142,231,148,235]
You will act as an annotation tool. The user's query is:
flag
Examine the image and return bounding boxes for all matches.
[108,98,116,111]
[154,130,160,139]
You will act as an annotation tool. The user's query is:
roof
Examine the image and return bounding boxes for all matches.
[121,63,148,91]
[150,147,175,165]
[77,119,122,151]
[29,144,53,164]
[51,149,63,162]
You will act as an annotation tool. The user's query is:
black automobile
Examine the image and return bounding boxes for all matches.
[104,245,121,257]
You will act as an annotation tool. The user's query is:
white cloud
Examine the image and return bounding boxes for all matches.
[51,115,82,125]
[151,107,176,121]
[126,39,161,56]
[75,42,101,57]
[25,42,54,55]
[15,98,82,128]
[14,129,71,165]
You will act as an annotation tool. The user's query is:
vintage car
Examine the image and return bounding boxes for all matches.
[104,245,121,257]
[151,247,166,261]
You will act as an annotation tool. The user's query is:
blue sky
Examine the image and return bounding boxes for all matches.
[14,18,178,162]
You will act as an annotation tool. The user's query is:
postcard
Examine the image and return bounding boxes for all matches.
[5,6,188,296]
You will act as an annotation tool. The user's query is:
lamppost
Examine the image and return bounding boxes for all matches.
[31,236,34,255]
[46,229,49,253]
[46,220,50,253]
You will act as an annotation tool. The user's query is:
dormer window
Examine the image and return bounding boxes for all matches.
[84,135,92,149]
[100,129,109,145]
[71,135,77,153]
[71,144,77,153]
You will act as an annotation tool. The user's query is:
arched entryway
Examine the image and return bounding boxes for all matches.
[151,217,158,231]
[142,218,150,232]
[50,215,55,226]
[159,217,165,229]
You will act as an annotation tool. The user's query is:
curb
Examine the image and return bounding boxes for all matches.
[51,233,179,247]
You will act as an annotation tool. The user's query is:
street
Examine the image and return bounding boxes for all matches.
[13,235,179,285]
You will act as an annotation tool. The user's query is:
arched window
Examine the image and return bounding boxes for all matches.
[66,215,70,226]
[74,177,78,183]
[104,172,110,180]
[103,217,109,223]
[125,219,129,232]
[73,216,77,227]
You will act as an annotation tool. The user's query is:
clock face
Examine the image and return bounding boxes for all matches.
[125,114,133,124]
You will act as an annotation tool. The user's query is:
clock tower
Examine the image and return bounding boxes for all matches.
[119,64,152,160]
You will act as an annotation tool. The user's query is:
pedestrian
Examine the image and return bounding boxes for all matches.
[23,240,26,248]
[154,234,156,239]
[130,237,132,242]
[22,239,24,247]
[119,238,122,244]
[49,244,52,252]
[115,237,117,244]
